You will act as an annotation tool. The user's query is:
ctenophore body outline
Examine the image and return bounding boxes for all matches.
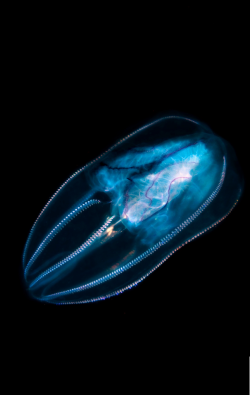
[23,116,244,304]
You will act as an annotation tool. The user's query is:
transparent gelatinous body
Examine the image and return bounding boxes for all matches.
[23,116,244,304]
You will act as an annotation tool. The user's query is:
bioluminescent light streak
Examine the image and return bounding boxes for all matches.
[23,115,244,304]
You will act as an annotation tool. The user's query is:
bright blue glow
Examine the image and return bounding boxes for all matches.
[23,115,244,304]
[91,137,216,245]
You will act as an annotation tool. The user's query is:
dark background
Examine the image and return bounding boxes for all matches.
[4,13,247,392]
[12,45,247,349]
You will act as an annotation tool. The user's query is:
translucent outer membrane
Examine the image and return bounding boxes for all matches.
[23,116,244,304]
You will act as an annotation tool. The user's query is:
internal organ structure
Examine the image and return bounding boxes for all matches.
[93,139,208,227]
